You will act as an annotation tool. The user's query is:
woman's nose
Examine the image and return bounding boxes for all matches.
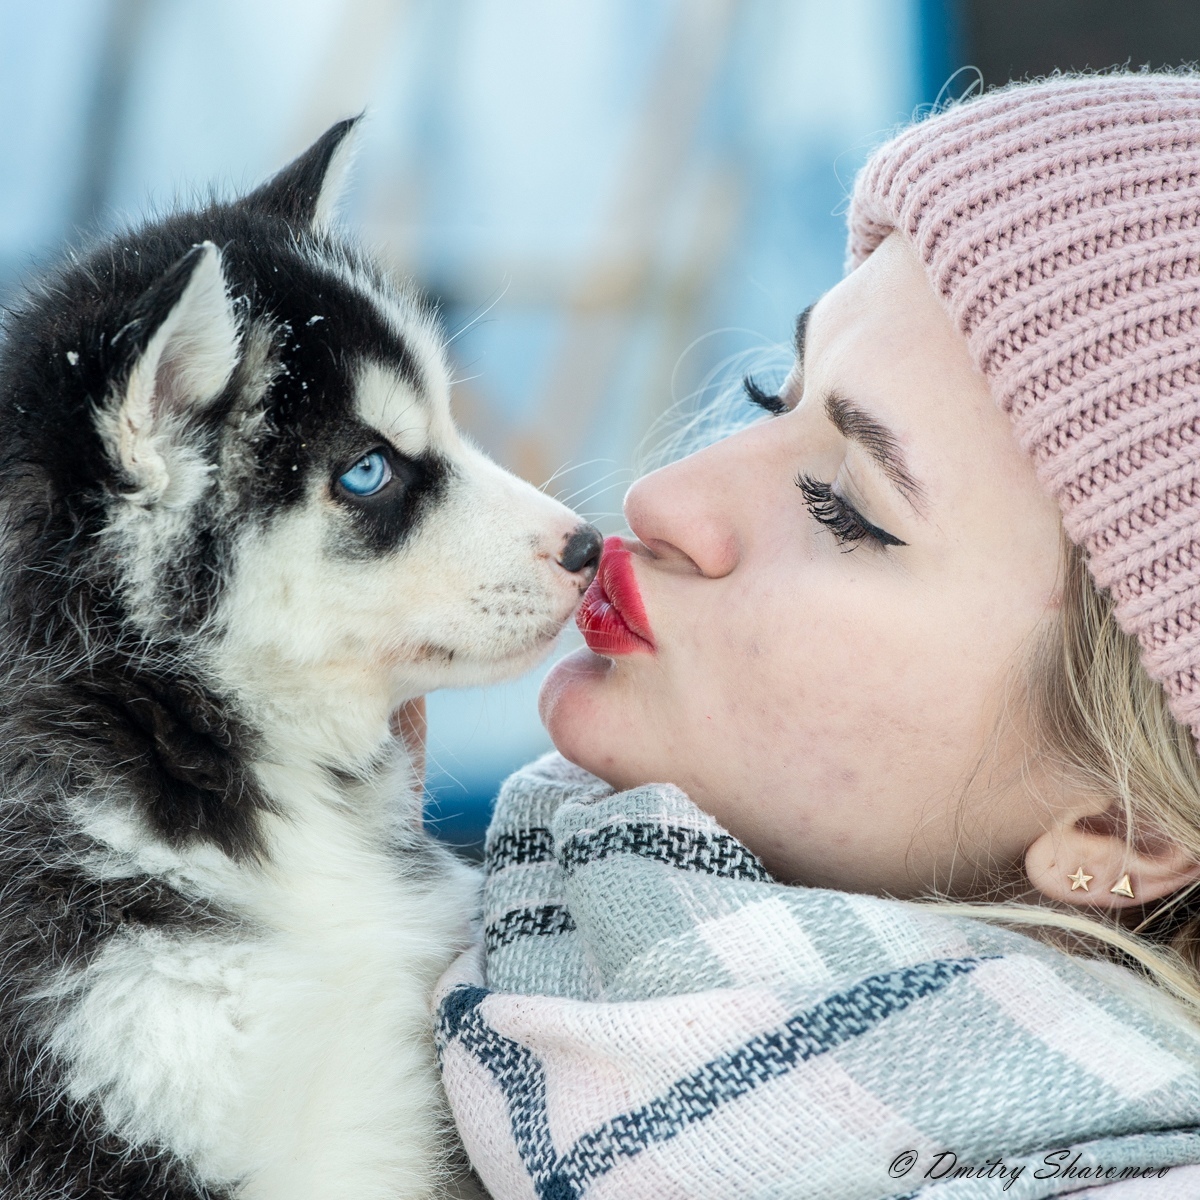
[623,447,741,578]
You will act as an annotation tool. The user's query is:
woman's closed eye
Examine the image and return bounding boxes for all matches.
[796,474,906,549]
[742,375,788,416]
[741,378,905,549]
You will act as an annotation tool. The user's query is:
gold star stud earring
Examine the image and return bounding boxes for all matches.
[1110,874,1135,899]
[1067,866,1093,891]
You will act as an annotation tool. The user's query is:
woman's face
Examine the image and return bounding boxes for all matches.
[540,233,1068,898]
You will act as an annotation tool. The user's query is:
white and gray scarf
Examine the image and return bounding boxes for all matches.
[435,753,1200,1199]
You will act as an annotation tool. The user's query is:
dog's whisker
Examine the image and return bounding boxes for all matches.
[554,477,635,510]
[549,467,635,507]
[444,279,511,348]
[539,456,619,491]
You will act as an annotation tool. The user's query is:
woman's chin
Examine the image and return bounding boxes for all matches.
[539,646,620,774]
[539,645,611,725]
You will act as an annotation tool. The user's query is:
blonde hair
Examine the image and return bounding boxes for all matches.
[930,539,1200,1015]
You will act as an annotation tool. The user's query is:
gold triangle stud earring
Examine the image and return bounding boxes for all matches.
[1067,866,1093,891]
[1110,874,1135,899]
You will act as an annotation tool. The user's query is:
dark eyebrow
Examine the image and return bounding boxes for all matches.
[793,305,813,368]
[825,391,925,509]
[792,302,925,509]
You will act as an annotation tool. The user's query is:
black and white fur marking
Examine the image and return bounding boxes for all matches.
[0,119,599,1199]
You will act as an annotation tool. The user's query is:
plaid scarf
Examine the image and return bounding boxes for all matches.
[435,754,1200,1199]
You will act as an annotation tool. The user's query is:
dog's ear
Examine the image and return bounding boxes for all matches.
[101,241,239,503]
[240,116,361,232]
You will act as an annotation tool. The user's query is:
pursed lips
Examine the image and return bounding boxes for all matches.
[576,537,655,656]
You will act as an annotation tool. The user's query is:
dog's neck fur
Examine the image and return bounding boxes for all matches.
[2,549,420,865]
[219,642,408,781]
[231,653,425,844]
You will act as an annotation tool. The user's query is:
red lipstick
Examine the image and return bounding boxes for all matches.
[576,537,655,656]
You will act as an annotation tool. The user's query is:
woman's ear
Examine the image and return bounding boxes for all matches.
[1025,806,1200,909]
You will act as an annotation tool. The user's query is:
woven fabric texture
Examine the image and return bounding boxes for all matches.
[435,754,1200,1200]
[847,74,1200,747]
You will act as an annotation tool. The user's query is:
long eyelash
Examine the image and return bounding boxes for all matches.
[795,474,906,549]
[742,374,787,415]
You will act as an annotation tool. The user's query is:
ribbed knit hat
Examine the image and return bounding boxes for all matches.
[848,73,1200,750]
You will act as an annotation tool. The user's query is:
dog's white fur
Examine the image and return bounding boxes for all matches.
[52,770,477,1198]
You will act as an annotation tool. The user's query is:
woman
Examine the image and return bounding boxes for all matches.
[435,74,1200,1198]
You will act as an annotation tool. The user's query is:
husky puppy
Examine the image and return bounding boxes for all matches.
[0,120,600,1199]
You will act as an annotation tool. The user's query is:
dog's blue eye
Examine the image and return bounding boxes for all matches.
[338,451,392,497]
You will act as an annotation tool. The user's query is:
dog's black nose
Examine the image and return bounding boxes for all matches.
[559,523,603,576]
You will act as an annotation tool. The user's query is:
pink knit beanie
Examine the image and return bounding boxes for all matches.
[848,73,1200,750]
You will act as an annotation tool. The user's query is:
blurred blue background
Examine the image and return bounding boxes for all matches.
[5,0,1193,852]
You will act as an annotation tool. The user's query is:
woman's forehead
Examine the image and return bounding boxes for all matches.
[804,234,955,367]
